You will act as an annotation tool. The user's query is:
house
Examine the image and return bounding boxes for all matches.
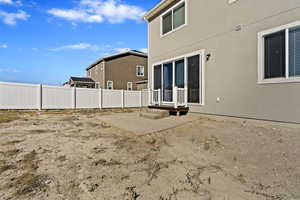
[64,77,98,88]
[144,0,300,123]
[86,50,148,90]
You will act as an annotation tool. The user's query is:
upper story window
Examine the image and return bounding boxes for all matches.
[136,65,145,77]
[161,1,186,36]
[87,70,91,77]
[258,21,300,84]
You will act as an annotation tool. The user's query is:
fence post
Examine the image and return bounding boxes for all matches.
[99,88,102,109]
[72,87,76,109]
[121,90,124,108]
[140,90,142,107]
[37,84,42,110]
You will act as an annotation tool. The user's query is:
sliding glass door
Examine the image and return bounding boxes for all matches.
[152,50,203,105]
[163,63,173,102]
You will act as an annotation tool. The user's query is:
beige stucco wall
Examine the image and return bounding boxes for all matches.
[148,0,300,123]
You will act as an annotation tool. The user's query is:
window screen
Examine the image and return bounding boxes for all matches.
[188,55,200,103]
[162,11,172,35]
[264,30,286,79]
[154,65,162,90]
[173,3,185,29]
[289,27,300,77]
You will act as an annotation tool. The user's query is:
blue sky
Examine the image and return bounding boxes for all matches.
[0,0,158,85]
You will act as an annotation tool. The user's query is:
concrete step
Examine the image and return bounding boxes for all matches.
[139,108,169,120]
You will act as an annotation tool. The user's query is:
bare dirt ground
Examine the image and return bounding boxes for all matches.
[0,109,300,200]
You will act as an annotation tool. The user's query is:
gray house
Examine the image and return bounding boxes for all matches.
[144,0,300,123]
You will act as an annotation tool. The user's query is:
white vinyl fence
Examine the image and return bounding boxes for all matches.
[0,81,149,110]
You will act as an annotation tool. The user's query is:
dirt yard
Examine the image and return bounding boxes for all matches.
[0,109,300,200]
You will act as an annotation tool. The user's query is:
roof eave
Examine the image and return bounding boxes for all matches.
[86,50,148,71]
[143,0,170,22]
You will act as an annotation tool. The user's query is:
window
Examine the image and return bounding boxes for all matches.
[127,82,133,90]
[162,11,172,35]
[173,2,185,29]
[87,70,91,77]
[161,1,186,36]
[136,65,145,77]
[258,21,300,83]
[264,31,286,79]
[289,27,300,77]
[107,81,113,89]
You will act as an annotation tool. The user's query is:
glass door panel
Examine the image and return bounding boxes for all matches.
[163,63,173,102]
[175,59,184,88]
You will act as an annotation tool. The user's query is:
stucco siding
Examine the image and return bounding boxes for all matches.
[148,0,300,123]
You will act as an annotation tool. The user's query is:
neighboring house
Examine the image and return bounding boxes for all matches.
[86,50,148,90]
[64,77,98,88]
[144,0,300,123]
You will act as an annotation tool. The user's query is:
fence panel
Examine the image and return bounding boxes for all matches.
[102,89,122,108]
[0,82,39,109]
[124,91,140,107]
[42,85,73,109]
[0,81,150,110]
[76,88,99,109]
[142,90,149,107]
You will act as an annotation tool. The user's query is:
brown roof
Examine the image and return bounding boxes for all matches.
[86,50,148,71]
[70,77,95,83]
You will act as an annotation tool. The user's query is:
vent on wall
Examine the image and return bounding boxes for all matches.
[228,0,239,4]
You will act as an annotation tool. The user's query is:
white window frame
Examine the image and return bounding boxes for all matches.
[258,20,300,84]
[136,65,145,77]
[127,82,133,90]
[160,0,188,38]
[107,80,113,89]
[152,49,206,106]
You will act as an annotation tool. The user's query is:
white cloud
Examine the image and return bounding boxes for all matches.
[48,0,145,24]
[50,43,92,51]
[0,0,22,6]
[139,48,147,53]
[0,44,8,48]
[50,43,114,52]
[0,68,20,73]
[0,10,29,25]
[48,9,103,23]
[114,47,130,53]
[0,0,13,4]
